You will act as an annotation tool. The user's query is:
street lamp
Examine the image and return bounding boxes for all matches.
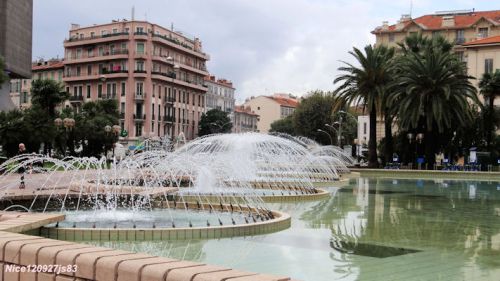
[317,129,333,145]
[324,123,339,146]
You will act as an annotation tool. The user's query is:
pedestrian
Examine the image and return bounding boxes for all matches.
[18,143,26,189]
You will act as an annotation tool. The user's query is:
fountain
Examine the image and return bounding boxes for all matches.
[0,133,352,241]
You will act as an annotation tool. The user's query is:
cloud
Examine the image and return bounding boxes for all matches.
[32,0,498,103]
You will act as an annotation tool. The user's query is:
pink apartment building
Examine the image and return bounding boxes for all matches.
[63,20,210,144]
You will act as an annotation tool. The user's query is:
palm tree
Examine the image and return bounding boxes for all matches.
[30,79,69,118]
[334,45,395,167]
[390,38,480,167]
[479,70,500,149]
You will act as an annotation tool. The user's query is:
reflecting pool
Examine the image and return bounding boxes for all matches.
[87,177,500,281]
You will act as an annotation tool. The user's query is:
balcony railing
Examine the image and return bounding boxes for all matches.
[66,32,129,42]
[119,112,125,119]
[134,31,148,36]
[134,69,147,74]
[69,95,83,102]
[455,37,466,45]
[133,114,146,120]
[102,93,117,99]
[134,93,145,100]
[163,116,175,122]
[165,96,176,103]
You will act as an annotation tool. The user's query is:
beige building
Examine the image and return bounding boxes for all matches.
[463,36,500,106]
[9,59,64,109]
[371,9,500,142]
[232,105,258,133]
[63,19,209,144]
[204,75,235,114]
[243,93,298,133]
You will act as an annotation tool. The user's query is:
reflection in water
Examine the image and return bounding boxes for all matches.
[303,178,500,280]
[86,177,500,281]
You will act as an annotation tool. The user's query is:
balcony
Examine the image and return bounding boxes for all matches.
[65,49,129,64]
[133,114,146,121]
[151,34,209,60]
[102,93,117,100]
[134,69,147,74]
[134,93,145,100]
[64,32,129,47]
[69,95,83,102]
[119,112,125,119]
[163,116,175,123]
[455,37,466,45]
[133,31,149,39]
[63,71,128,82]
[165,96,176,104]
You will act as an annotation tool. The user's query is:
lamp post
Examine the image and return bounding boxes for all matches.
[416,133,424,169]
[317,129,333,145]
[55,117,75,156]
[324,123,339,145]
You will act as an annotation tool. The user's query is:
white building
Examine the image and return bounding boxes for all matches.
[204,76,235,115]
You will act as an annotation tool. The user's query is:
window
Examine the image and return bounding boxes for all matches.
[485,59,494,74]
[120,102,125,113]
[76,49,82,59]
[76,66,81,76]
[455,29,465,44]
[22,92,28,104]
[73,86,77,97]
[78,86,83,97]
[135,60,144,71]
[112,28,118,34]
[101,30,108,36]
[98,47,104,56]
[135,123,142,137]
[136,82,144,94]
[136,27,144,33]
[478,27,488,38]
[257,107,260,110]
[86,85,91,98]
[90,32,95,38]
[87,65,92,75]
[363,122,367,134]
[136,43,145,54]
[97,84,102,98]
[121,82,126,96]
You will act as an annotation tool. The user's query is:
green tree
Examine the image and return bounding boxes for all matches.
[30,79,69,118]
[390,35,480,167]
[479,70,500,149]
[334,45,395,167]
[293,91,336,145]
[198,109,232,136]
[270,115,295,135]
[73,100,120,157]
[0,110,29,157]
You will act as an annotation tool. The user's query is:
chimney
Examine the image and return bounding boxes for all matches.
[382,21,389,30]
[442,15,455,27]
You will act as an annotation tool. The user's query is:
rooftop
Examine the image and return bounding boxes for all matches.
[32,59,64,71]
[373,10,500,33]
[269,94,299,108]
[234,105,259,116]
[204,75,234,88]
[463,35,500,46]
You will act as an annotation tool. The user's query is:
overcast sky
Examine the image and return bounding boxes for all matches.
[33,0,497,103]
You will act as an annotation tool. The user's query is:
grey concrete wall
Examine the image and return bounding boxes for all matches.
[0,0,33,79]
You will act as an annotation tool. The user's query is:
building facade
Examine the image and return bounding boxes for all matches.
[0,0,33,111]
[204,75,235,114]
[373,9,500,104]
[243,93,298,133]
[232,105,258,133]
[9,59,64,109]
[63,20,209,144]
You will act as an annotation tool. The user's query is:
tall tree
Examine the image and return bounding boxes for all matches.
[30,79,69,118]
[390,36,480,167]
[270,115,295,135]
[198,109,232,136]
[334,45,395,167]
[479,70,500,149]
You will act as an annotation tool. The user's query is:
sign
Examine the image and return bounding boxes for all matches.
[120,129,128,137]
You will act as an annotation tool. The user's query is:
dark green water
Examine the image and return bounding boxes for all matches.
[88,177,500,281]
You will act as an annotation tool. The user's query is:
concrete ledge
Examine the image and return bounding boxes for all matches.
[351,168,500,180]
[42,210,291,242]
